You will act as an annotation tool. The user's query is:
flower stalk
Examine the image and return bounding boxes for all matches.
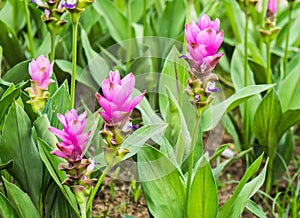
[70,19,79,108]
[24,0,35,57]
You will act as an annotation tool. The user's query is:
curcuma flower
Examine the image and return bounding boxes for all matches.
[184,14,224,78]
[182,14,224,116]
[49,109,91,163]
[29,55,54,89]
[49,109,95,213]
[96,70,145,127]
[96,70,145,165]
[25,55,54,113]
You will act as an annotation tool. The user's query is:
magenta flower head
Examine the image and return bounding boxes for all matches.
[96,70,145,126]
[184,14,224,76]
[49,109,91,163]
[29,55,54,90]
[268,0,277,15]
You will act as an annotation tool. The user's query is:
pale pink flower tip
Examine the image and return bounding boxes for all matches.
[29,55,54,90]
[268,0,277,15]
[96,70,145,125]
[49,109,91,162]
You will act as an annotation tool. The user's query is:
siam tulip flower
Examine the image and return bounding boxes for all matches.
[184,14,224,77]
[96,70,145,127]
[25,55,54,113]
[49,109,91,163]
[183,14,224,115]
[29,55,54,90]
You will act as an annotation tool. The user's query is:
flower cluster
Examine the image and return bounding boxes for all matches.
[32,0,67,34]
[96,70,145,165]
[49,110,94,209]
[260,0,280,42]
[183,14,224,115]
[25,55,54,113]
[49,109,91,163]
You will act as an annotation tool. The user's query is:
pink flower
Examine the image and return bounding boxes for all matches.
[49,109,91,163]
[184,14,224,72]
[96,70,145,126]
[29,55,54,90]
[268,0,277,15]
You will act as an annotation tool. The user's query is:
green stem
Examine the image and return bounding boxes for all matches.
[243,10,250,152]
[185,115,200,218]
[70,20,79,109]
[266,40,272,84]
[79,203,87,218]
[86,164,112,211]
[24,0,35,57]
[265,156,273,193]
[126,0,132,71]
[50,31,56,62]
[283,2,293,79]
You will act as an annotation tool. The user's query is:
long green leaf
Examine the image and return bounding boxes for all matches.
[278,65,300,111]
[219,154,265,217]
[0,102,43,207]
[225,159,268,218]
[253,90,282,157]
[138,146,185,217]
[158,0,186,38]
[0,160,13,170]
[0,20,25,66]
[187,155,218,218]
[0,192,18,218]
[36,138,79,217]
[2,177,41,218]
[201,84,274,132]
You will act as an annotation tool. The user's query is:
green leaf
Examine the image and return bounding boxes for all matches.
[0,0,7,11]
[2,60,30,84]
[272,130,294,180]
[158,0,186,38]
[93,0,137,48]
[0,102,43,207]
[0,160,13,171]
[230,44,262,130]
[0,85,20,124]
[187,155,218,218]
[46,81,71,128]
[201,84,275,132]
[278,64,300,111]
[158,46,189,119]
[33,114,58,149]
[36,138,79,216]
[253,90,282,157]
[80,28,109,87]
[209,143,231,163]
[0,20,25,66]
[2,177,41,218]
[121,123,168,160]
[138,146,185,217]
[219,154,265,218]
[245,200,267,218]
[0,192,18,218]
[55,59,97,91]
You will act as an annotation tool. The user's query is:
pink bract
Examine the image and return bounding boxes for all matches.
[29,55,54,90]
[96,70,145,125]
[268,0,277,15]
[49,109,91,163]
[185,14,224,70]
